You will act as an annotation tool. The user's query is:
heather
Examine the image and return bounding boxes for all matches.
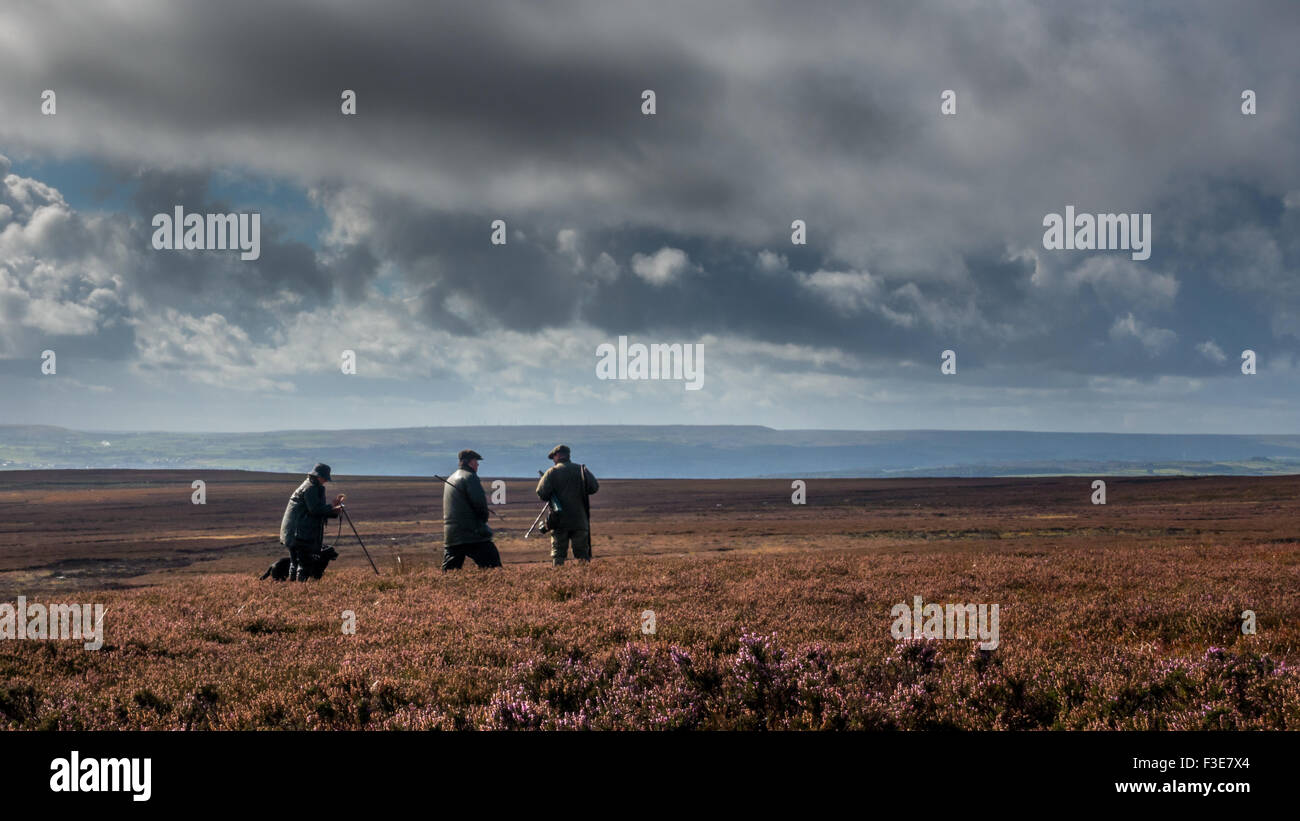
[2,544,1297,730]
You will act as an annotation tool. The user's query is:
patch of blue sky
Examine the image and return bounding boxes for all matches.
[6,154,327,249]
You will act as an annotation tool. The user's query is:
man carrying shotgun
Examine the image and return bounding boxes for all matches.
[440,449,503,571]
[535,444,599,566]
[279,462,344,582]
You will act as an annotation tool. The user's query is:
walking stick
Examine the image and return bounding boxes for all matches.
[340,506,380,575]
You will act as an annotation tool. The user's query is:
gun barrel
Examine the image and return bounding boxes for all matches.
[524,502,550,539]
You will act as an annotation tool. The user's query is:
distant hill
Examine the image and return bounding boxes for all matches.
[2,425,1300,478]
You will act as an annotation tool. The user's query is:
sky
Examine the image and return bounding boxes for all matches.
[0,0,1298,433]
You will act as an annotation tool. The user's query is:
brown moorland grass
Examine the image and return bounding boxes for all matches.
[1,472,1298,729]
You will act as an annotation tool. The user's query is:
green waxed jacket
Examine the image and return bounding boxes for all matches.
[535,459,599,532]
[442,466,493,547]
[279,477,338,549]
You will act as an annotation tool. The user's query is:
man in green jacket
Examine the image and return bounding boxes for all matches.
[279,463,343,581]
[535,444,599,566]
[441,449,502,571]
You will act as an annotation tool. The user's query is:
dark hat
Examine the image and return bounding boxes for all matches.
[309,463,332,481]
[547,444,571,458]
[458,449,484,462]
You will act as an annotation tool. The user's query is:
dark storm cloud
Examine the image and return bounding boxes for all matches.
[1,0,1299,415]
[121,168,352,345]
[1,0,728,217]
[47,0,710,142]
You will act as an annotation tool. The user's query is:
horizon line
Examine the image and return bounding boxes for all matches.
[3,423,1300,438]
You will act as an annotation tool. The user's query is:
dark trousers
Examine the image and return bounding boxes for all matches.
[549,529,591,565]
[288,540,318,581]
[442,540,502,571]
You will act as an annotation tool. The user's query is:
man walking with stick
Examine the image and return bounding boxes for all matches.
[535,444,599,566]
[280,463,343,582]
[440,449,502,571]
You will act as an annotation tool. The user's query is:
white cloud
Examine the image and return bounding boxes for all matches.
[1196,339,1227,364]
[1109,313,1176,356]
[0,162,129,351]
[556,228,579,254]
[756,250,787,272]
[631,247,691,286]
[796,269,881,314]
[1067,256,1179,308]
[590,251,619,283]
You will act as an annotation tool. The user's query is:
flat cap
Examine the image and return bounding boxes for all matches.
[458,449,484,462]
[547,444,571,458]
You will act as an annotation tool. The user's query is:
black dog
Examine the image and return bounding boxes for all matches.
[260,557,292,581]
[260,546,339,581]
